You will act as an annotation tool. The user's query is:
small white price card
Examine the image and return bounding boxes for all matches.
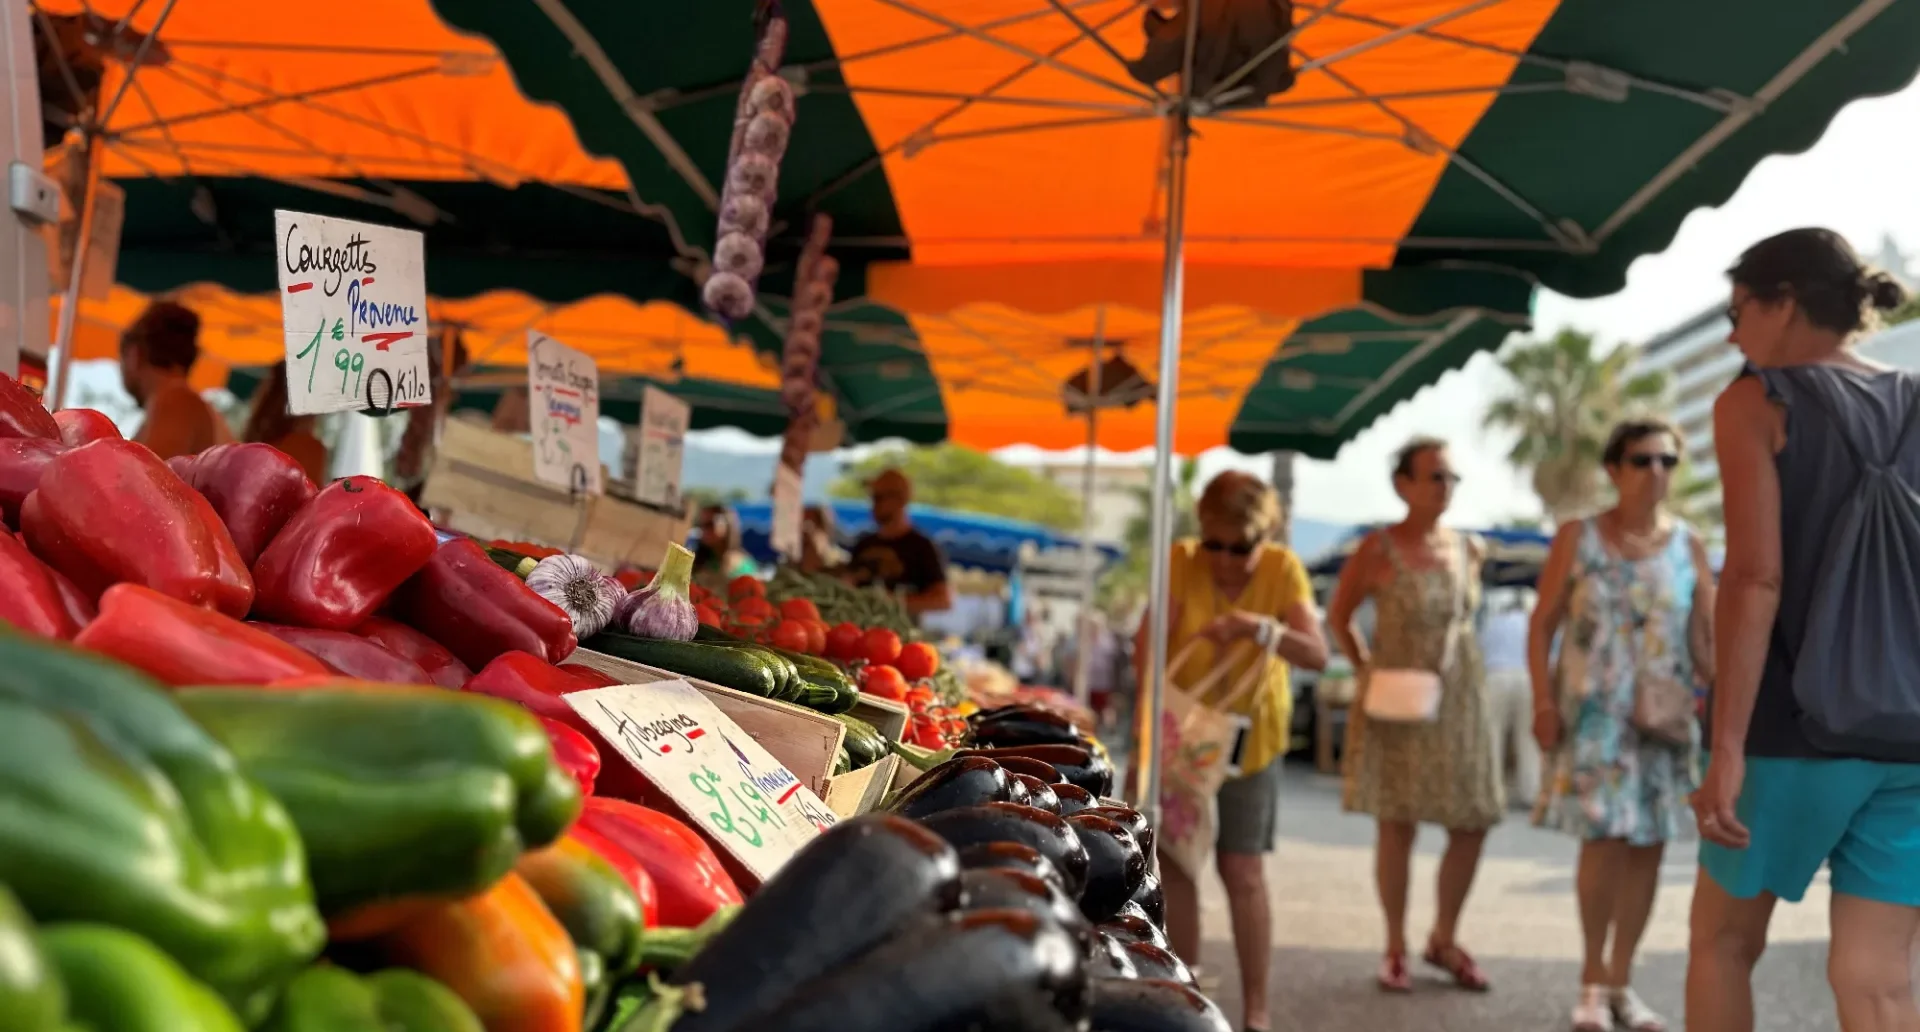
[527,330,602,495]
[274,210,432,416]
[567,681,835,882]
[631,386,689,509]
[771,463,803,559]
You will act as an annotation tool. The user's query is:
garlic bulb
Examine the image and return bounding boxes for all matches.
[728,152,779,197]
[714,232,766,280]
[524,554,623,638]
[620,543,699,640]
[750,76,796,121]
[744,112,791,158]
[718,193,770,238]
[703,272,755,320]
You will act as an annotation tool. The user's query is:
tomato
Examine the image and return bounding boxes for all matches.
[908,715,946,749]
[905,686,937,713]
[862,628,903,666]
[861,664,909,702]
[728,575,765,601]
[769,619,811,653]
[732,597,776,624]
[617,569,647,590]
[695,604,726,628]
[825,622,864,660]
[895,641,939,681]
[778,598,822,623]
[803,620,827,656]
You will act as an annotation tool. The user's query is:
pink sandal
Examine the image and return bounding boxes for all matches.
[1422,941,1491,992]
[1377,950,1412,992]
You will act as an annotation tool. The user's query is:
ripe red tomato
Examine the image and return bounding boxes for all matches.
[905,686,937,713]
[732,597,775,624]
[862,628,903,666]
[778,598,822,622]
[908,715,946,748]
[695,604,726,628]
[770,619,811,653]
[862,664,909,702]
[803,620,828,656]
[825,622,864,660]
[728,575,765,601]
[896,641,939,681]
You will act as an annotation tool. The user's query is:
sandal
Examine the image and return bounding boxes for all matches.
[1610,987,1667,1032]
[1571,985,1613,1031]
[1421,940,1491,992]
[1377,951,1412,993]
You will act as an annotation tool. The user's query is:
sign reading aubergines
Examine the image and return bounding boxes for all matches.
[274,210,432,416]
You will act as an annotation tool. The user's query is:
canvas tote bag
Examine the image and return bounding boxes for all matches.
[1157,633,1280,879]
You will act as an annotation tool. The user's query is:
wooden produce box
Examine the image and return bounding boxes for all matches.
[421,420,688,570]
[850,695,910,743]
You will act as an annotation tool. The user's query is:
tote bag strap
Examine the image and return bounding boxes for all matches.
[1210,631,1283,714]
[1167,637,1236,698]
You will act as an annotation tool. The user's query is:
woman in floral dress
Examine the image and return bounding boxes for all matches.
[1529,419,1716,1032]
[1331,438,1503,993]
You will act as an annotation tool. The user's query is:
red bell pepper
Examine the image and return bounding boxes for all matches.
[43,556,95,631]
[0,531,79,639]
[74,583,332,685]
[575,798,742,929]
[0,373,58,440]
[559,662,623,689]
[354,616,472,689]
[166,454,199,481]
[249,622,433,684]
[183,443,318,566]
[541,717,601,797]
[568,821,660,928]
[52,408,121,446]
[21,440,254,617]
[394,538,577,670]
[462,651,600,729]
[0,437,64,528]
[251,476,438,630]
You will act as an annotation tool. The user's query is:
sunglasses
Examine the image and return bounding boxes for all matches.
[1201,539,1259,556]
[1626,453,1680,470]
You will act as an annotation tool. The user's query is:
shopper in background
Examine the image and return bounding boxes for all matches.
[1530,419,1714,1032]
[1688,228,1920,1032]
[119,299,231,460]
[845,469,952,616]
[1329,437,1501,993]
[797,504,844,575]
[1480,589,1541,808]
[1139,470,1328,1032]
[241,365,329,484]
[690,504,756,592]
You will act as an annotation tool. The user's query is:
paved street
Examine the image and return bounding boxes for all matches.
[1192,766,1840,1032]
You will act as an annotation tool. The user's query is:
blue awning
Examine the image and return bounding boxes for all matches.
[1307,525,1552,589]
[727,500,1123,575]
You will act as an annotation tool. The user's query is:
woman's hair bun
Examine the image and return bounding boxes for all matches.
[1866,270,1910,312]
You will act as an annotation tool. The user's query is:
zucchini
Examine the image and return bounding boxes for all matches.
[695,626,856,714]
[830,714,887,770]
[583,633,785,699]
[679,639,804,704]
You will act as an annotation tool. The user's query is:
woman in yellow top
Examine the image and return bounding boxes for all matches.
[1138,470,1327,1032]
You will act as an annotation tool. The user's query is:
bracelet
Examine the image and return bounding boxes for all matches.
[1255,617,1281,649]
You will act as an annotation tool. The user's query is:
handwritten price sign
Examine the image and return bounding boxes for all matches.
[527,330,601,495]
[566,681,834,882]
[274,210,432,416]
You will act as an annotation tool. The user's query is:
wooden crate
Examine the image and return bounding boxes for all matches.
[420,420,687,570]
[569,648,846,796]
[823,753,900,818]
[850,695,910,743]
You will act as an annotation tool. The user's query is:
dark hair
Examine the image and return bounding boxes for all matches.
[1602,418,1683,466]
[1392,436,1447,479]
[241,365,295,446]
[124,300,200,371]
[1728,228,1910,335]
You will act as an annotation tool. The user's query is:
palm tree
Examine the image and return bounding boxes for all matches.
[1097,457,1201,619]
[1482,329,1669,524]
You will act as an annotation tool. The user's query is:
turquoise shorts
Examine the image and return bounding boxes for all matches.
[1701,757,1920,906]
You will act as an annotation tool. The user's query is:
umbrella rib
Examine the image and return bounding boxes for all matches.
[1306,56,1587,253]
[808,82,1145,115]
[1203,0,1349,105]
[127,78,192,176]
[1205,110,1407,144]
[1328,309,1480,429]
[1295,0,1512,77]
[914,111,1161,150]
[1256,81,1564,111]
[30,7,92,113]
[140,64,400,189]
[117,136,470,173]
[96,0,179,128]
[527,0,720,210]
[1040,0,1164,99]
[819,231,1569,251]
[148,38,493,60]
[872,0,1158,103]
[925,314,1077,396]
[109,63,447,137]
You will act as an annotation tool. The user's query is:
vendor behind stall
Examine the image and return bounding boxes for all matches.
[692,504,757,592]
[845,469,952,616]
[120,300,232,460]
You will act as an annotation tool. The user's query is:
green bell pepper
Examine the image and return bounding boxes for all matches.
[175,683,583,915]
[262,966,483,1032]
[0,885,66,1032]
[40,924,245,1032]
[0,632,325,1024]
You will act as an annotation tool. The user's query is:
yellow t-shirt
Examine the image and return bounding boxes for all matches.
[1167,539,1311,775]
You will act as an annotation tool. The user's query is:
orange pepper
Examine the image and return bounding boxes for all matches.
[378,873,582,1032]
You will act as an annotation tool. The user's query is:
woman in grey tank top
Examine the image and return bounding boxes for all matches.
[1687,228,1919,1032]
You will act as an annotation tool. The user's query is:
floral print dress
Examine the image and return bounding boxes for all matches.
[1536,520,1700,845]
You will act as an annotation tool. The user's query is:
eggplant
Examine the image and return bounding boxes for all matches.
[1098,914,1169,951]
[960,842,1067,894]
[730,909,1091,1032]
[993,754,1068,784]
[1011,774,1061,814]
[1119,942,1195,986]
[1129,870,1165,928]
[667,814,961,1032]
[1088,931,1139,979]
[1111,900,1153,924]
[887,756,1014,820]
[1052,783,1096,816]
[960,868,1088,934]
[1066,813,1149,922]
[1006,773,1034,807]
[1084,805,1154,860]
[970,707,1093,749]
[1088,977,1231,1032]
[960,744,1113,797]
[919,803,1091,900]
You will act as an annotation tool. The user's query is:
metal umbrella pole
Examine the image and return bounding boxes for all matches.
[1135,108,1191,820]
[46,133,102,411]
[1072,305,1106,708]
